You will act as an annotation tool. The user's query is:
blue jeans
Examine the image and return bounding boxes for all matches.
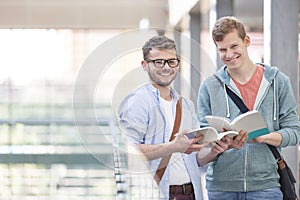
[208,187,283,200]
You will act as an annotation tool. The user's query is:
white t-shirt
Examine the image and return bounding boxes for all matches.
[159,97,191,185]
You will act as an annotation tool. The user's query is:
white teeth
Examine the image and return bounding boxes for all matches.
[161,73,170,75]
[159,73,171,76]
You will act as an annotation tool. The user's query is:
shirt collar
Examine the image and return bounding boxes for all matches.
[145,82,180,102]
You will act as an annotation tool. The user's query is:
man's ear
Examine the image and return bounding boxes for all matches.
[245,35,251,47]
[141,60,148,71]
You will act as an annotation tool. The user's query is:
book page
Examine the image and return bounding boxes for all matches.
[230,110,269,140]
[218,131,238,140]
[186,127,219,143]
[205,115,233,131]
[205,110,269,140]
[231,110,266,132]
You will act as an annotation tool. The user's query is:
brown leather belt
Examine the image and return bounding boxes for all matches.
[169,182,194,194]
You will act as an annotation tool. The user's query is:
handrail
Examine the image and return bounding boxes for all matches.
[0,118,111,126]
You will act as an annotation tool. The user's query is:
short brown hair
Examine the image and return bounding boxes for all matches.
[212,16,246,43]
[142,35,177,59]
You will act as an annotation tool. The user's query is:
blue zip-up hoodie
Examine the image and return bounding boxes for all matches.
[197,64,300,192]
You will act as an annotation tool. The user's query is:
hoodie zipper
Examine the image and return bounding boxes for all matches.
[244,145,248,191]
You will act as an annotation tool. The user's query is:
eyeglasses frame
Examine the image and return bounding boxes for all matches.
[144,58,180,68]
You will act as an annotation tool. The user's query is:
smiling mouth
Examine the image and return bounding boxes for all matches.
[226,55,240,63]
[158,72,173,76]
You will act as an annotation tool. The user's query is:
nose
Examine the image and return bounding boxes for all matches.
[225,50,234,59]
[162,61,171,68]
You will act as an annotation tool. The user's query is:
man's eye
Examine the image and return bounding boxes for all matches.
[168,60,176,65]
[154,60,164,64]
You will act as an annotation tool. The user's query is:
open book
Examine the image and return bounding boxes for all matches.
[186,127,238,144]
[204,110,269,141]
[186,110,269,143]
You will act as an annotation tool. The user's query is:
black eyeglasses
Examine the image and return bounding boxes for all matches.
[145,58,180,68]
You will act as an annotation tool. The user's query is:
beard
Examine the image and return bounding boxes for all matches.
[148,69,177,87]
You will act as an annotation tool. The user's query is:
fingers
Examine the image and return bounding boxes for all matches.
[173,130,201,153]
[239,130,248,141]
[208,140,228,155]
[231,130,248,149]
[216,140,228,149]
[185,143,205,152]
[180,129,204,144]
[192,134,204,144]
[223,135,234,144]
[184,141,209,154]
[213,140,228,150]
[178,130,207,153]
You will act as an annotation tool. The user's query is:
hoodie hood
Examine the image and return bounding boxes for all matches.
[214,63,279,84]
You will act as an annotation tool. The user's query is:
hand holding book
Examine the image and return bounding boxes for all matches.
[185,127,238,144]
[205,110,269,141]
[186,110,269,144]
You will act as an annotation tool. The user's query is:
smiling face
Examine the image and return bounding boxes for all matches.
[142,47,179,88]
[216,29,250,71]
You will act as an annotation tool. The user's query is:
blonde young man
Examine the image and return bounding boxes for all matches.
[197,16,300,200]
[118,36,221,200]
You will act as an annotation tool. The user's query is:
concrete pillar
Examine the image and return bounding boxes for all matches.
[190,13,201,105]
[216,0,234,68]
[174,28,181,93]
[216,0,234,18]
[264,0,299,193]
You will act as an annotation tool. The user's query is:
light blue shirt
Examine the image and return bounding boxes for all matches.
[118,82,204,200]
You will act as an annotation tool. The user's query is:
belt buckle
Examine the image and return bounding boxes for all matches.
[182,183,190,194]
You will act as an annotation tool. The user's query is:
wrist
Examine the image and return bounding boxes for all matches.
[263,132,282,146]
[209,149,219,157]
[167,140,177,154]
[197,146,211,159]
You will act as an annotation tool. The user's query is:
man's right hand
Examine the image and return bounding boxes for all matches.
[171,130,206,154]
[225,130,248,149]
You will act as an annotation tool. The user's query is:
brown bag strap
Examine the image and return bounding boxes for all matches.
[154,97,182,185]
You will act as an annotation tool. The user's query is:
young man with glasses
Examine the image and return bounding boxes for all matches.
[118,35,221,200]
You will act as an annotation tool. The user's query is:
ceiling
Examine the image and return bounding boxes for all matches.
[0,0,168,29]
[0,0,296,32]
